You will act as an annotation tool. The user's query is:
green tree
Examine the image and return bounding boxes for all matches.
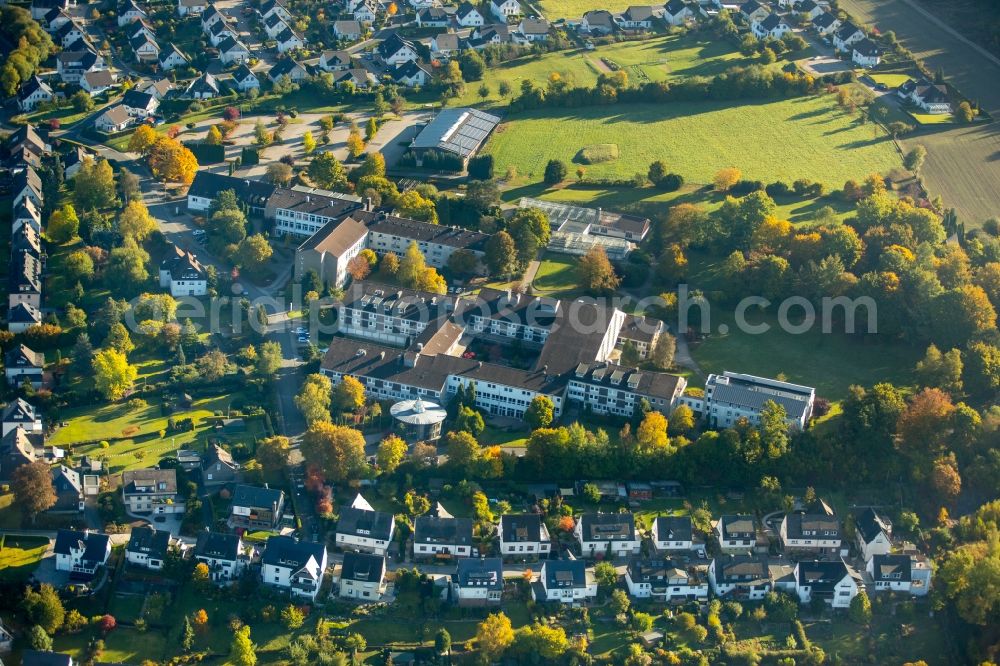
[444,430,480,473]
[649,333,676,370]
[92,348,138,400]
[578,246,621,294]
[118,200,156,243]
[459,49,487,81]
[281,604,305,630]
[29,624,53,650]
[435,628,452,657]
[205,125,223,146]
[181,615,195,652]
[525,396,554,429]
[543,159,567,185]
[256,341,282,377]
[295,373,332,424]
[237,234,273,272]
[849,589,872,624]
[455,406,485,436]
[65,249,94,282]
[302,130,316,154]
[376,434,407,474]
[915,344,963,395]
[593,561,618,589]
[256,435,291,473]
[485,230,518,277]
[48,204,80,243]
[105,240,150,295]
[365,117,378,142]
[105,322,135,356]
[759,400,790,459]
[74,157,117,211]
[512,624,569,660]
[508,207,551,266]
[904,145,927,173]
[230,625,257,666]
[23,584,65,634]
[308,151,348,190]
[965,341,1000,395]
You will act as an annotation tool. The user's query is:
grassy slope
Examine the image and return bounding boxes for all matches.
[452,33,755,106]
[0,536,49,581]
[537,0,634,19]
[486,94,900,187]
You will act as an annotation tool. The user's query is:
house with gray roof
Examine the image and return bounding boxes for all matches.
[262,535,328,600]
[126,526,172,569]
[452,557,503,605]
[195,531,247,581]
[229,484,286,530]
[534,560,597,602]
[701,371,815,430]
[54,529,110,576]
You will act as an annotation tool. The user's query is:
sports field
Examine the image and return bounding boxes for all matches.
[486,94,901,187]
[453,33,753,106]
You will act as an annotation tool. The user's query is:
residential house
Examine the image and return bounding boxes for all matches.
[663,0,693,25]
[8,303,43,333]
[515,17,550,42]
[11,166,43,209]
[490,0,521,20]
[177,0,207,16]
[752,12,791,39]
[54,529,111,576]
[122,90,159,118]
[18,76,54,112]
[208,19,238,46]
[22,651,75,666]
[201,442,238,485]
[53,19,85,48]
[377,33,419,65]
[218,37,251,65]
[159,43,190,71]
[651,516,695,553]
[229,484,286,530]
[336,495,396,555]
[319,50,353,71]
[263,13,290,39]
[51,466,84,512]
[160,244,208,297]
[709,554,772,600]
[581,10,615,34]
[852,37,881,67]
[261,0,292,22]
[121,468,183,514]
[334,20,363,40]
[139,78,176,101]
[626,559,709,601]
[833,22,865,51]
[335,68,378,89]
[130,33,160,62]
[414,510,474,559]
[393,60,431,87]
[472,23,511,47]
[81,69,116,96]
[275,26,305,53]
[794,559,860,608]
[795,0,823,19]
[186,72,221,99]
[716,514,756,551]
[42,7,73,30]
[498,514,551,558]
[261,535,328,601]
[339,551,387,601]
[353,0,378,23]
[740,0,769,22]
[0,427,38,481]
[2,398,43,437]
[574,512,641,558]
[780,499,842,555]
[4,344,45,388]
[13,198,42,234]
[452,557,504,606]
[233,64,260,92]
[201,4,225,29]
[6,124,49,157]
[118,0,147,25]
[616,5,654,30]
[94,105,132,133]
[194,531,247,582]
[417,6,450,27]
[269,58,308,82]
[186,171,276,215]
[456,2,485,27]
[125,526,172,570]
[533,560,598,603]
[899,77,953,114]
[854,508,893,561]
[866,553,932,596]
[431,32,460,57]
[812,11,840,35]
[9,251,42,310]
[127,19,157,42]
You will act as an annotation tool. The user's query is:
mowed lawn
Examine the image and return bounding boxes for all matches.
[453,33,753,106]
[537,0,635,19]
[486,95,901,187]
[690,310,921,401]
[533,252,581,297]
[0,536,49,581]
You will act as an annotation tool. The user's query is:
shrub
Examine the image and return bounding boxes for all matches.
[765,181,791,197]
[730,179,765,196]
[659,173,684,191]
[544,159,568,185]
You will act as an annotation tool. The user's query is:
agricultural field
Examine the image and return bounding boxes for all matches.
[453,33,756,106]
[839,0,1000,225]
[487,94,901,187]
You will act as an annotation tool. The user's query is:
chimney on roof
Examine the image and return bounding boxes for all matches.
[364,196,373,212]
[306,195,311,202]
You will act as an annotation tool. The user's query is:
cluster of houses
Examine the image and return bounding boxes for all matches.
[5,126,47,336]
[92,488,932,612]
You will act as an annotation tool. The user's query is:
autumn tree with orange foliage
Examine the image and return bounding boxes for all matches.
[148,136,199,185]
